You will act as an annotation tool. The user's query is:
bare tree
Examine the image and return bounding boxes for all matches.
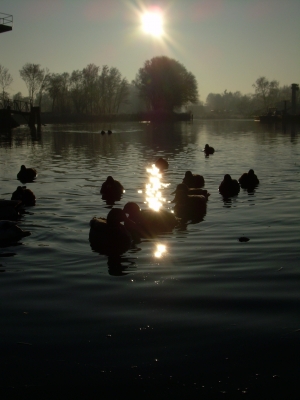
[252,76,279,111]
[19,63,46,104]
[0,64,13,101]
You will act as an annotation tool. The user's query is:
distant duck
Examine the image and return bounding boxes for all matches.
[204,144,215,155]
[100,176,124,200]
[17,165,37,183]
[183,171,205,188]
[11,186,36,206]
[172,190,207,221]
[238,169,259,189]
[107,130,112,134]
[89,208,132,255]
[171,183,210,202]
[0,200,23,221]
[154,157,169,171]
[219,174,240,197]
[123,202,179,238]
[101,130,106,135]
[0,220,31,243]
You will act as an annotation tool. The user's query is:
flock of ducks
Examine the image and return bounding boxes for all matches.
[89,144,259,256]
[0,146,259,257]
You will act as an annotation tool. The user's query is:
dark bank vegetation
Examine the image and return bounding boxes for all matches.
[1,59,299,120]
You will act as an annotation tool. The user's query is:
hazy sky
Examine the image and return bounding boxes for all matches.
[1,0,300,102]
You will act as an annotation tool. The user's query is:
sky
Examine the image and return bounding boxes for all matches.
[1,0,300,103]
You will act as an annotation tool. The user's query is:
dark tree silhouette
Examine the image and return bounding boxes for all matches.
[134,56,198,112]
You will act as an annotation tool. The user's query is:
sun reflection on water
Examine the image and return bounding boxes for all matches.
[145,164,169,211]
[154,244,167,258]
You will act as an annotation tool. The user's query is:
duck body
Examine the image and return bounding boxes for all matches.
[154,157,169,171]
[171,183,210,202]
[17,165,37,183]
[100,176,124,201]
[0,200,23,221]
[238,169,259,189]
[0,220,31,243]
[89,208,132,255]
[11,186,36,206]
[204,144,215,155]
[219,174,240,197]
[172,191,207,221]
[123,202,179,238]
[182,171,205,188]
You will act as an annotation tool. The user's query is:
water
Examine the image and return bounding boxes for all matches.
[0,120,299,398]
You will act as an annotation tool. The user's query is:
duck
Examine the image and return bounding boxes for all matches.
[182,171,205,188]
[154,157,169,171]
[17,165,37,183]
[238,169,259,189]
[89,208,132,255]
[11,186,36,206]
[172,190,207,221]
[123,202,179,238]
[107,130,112,135]
[101,130,106,135]
[171,183,210,202]
[0,200,24,221]
[204,144,215,155]
[100,176,124,201]
[219,174,240,197]
[0,220,31,243]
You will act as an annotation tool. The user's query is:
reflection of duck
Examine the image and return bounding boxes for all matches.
[17,165,37,182]
[0,200,23,221]
[204,144,215,155]
[89,208,132,255]
[0,220,31,242]
[171,183,210,202]
[219,174,240,197]
[172,191,207,221]
[123,202,179,238]
[100,176,124,200]
[154,157,169,171]
[238,169,259,189]
[183,171,205,188]
[11,186,36,206]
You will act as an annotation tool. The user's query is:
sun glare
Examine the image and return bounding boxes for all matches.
[141,11,163,37]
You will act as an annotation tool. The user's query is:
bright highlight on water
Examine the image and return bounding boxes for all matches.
[154,244,166,258]
[145,164,168,211]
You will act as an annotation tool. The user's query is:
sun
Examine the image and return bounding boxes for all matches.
[141,11,163,37]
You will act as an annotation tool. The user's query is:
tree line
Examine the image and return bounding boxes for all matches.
[0,58,299,117]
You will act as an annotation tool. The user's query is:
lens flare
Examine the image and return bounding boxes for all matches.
[154,243,167,258]
[141,11,163,37]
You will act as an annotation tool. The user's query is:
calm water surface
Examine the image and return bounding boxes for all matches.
[0,120,299,398]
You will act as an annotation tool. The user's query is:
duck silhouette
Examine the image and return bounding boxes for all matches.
[11,186,36,206]
[89,208,132,255]
[238,169,259,189]
[171,183,210,202]
[204,144,215,155]
[0,200,24,221]
[154,157,169,171]
[172,190,207,221]
[17,165,37,183]
[0,220,31,243]
[123,202,179,238]
[219,174,240,197]
[100,176,124,201]
[182,171,205,188]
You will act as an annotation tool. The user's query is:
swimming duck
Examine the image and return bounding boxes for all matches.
[172,190,207,221]
[204,144,215,155]
[17,165,37,183]
[238,169,259,189]
[0,200,23,221]
[123,202,179,238]
[89,208,132,255]
[107,130,112,134]
[100,176,124,200]
[171,183,210,202]
[101,130,106,135]
[182,171,205,188]
[154,157,169,171]
[219,174,240,197]
[0,220,31,243]
[11,186,36,206]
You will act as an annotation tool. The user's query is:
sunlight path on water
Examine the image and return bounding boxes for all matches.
[145,164,169,211]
